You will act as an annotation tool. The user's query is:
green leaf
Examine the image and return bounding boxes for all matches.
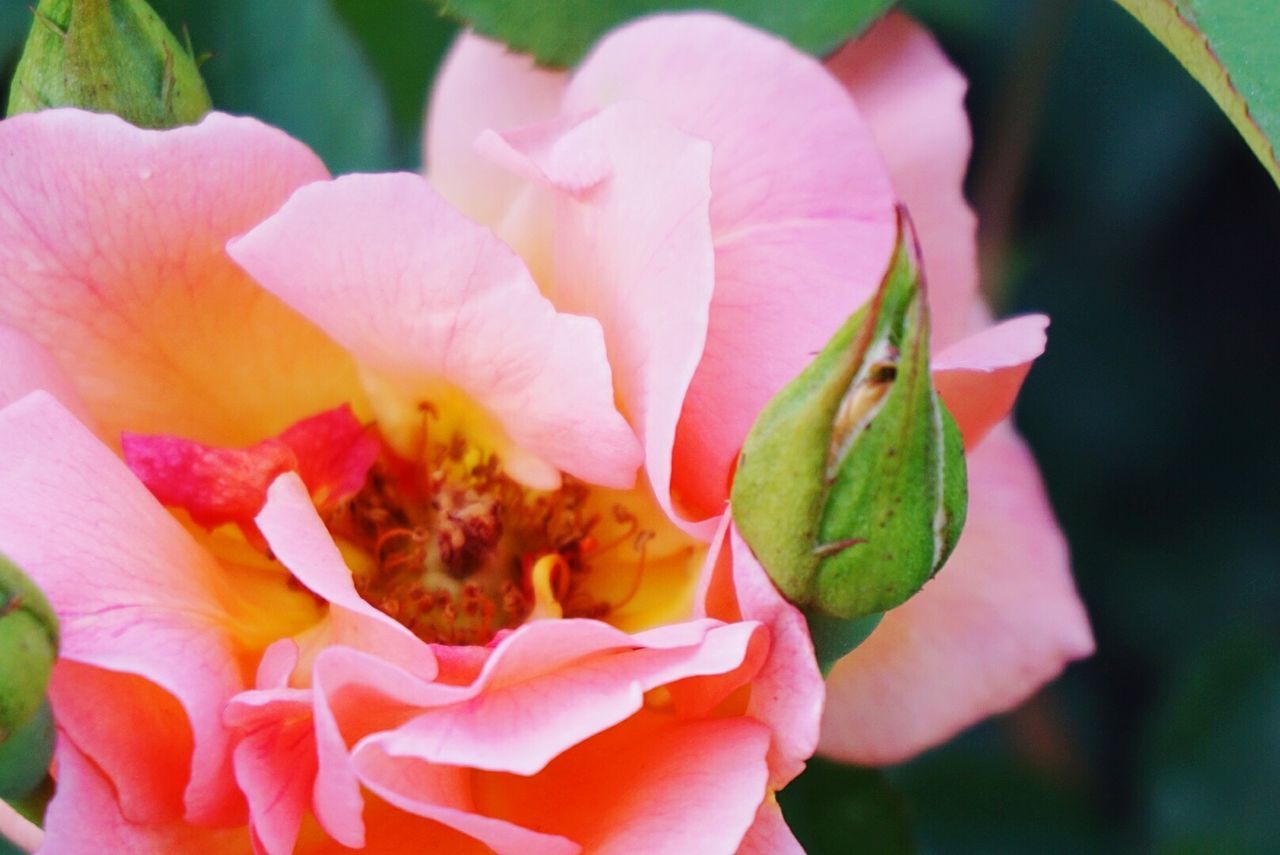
[150,0,395,173]
[7,0,211,128]
[429,0,894,68]
[731,216,967,639]
[1115,0,1280,187]
[779,758,914,855]
[333,0,457,164]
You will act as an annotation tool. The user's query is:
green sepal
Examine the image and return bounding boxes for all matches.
[0,555,58,745]
[732,212,968,664]
[807,611,882,676]
[0,700,55,801]
[6,0,211,128]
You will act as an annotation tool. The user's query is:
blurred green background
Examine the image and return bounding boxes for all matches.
[3,0,1277,852]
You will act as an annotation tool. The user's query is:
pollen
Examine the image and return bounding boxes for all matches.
[321,402,652,645]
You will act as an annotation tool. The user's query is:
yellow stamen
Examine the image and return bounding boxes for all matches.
[528,553,566,621]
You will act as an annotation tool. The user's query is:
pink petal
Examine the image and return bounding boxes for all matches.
[224,688,315,855]
[474,715,771,855]
[819,422,1094,765]
[44,663,198,826]
[227,173,640,491]
[425,32,567,232]
[371,618,759,775]
[0,109,361,449]
[478,102,716,534]
[933,315,1049,449]
[559,13,898,522]
[352,744,580,855]
[728,526,825,788]
[736,797,804,855]
[693,515,822,787]
[39,740,246,854]
[827,12,979,349]
[0,393,245,823]
[307,648,440,847]
[0,323,90,424]
[254,474,438,681]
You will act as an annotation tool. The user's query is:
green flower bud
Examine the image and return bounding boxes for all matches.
[731,213,967,668]
[0,555,58,745]
[6,0,211,128]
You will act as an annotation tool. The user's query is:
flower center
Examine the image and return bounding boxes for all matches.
[323,404,694,645]
[124,402,703,648]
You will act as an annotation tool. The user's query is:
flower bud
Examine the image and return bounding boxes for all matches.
[731,212,967,667]
[0,555,58,744]
[6,0,211,128]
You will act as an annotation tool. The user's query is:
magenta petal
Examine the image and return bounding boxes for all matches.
[819,423,1094,764]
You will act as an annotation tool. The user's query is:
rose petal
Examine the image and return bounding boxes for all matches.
[227,173,640,491]
[0,109,360,449]
[819,423,1094,764]
[123,405,379,531]
[477,102,717,535]
[224,688,314,855]
[352,744,580,855]
[933,315,1049,449]
[560,13,898,521]
[426,32,567,235]
[728,525,825,788]
[0,322,90,423]
[40,740,245,854]
[736,796,804,855]
[254,474,438,681]
[473,714,771,855]
[0,393,245,823]
[827,12,979,349]
[371,618,759,775]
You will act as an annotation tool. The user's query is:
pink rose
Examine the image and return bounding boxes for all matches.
[425,10,1094,764]
[0,11,1091,855]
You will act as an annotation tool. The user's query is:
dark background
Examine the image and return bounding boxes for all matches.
[3,0,1277,851]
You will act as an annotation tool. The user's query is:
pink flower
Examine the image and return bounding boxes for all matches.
[425,11,1094,765]
[0,12,1091,855]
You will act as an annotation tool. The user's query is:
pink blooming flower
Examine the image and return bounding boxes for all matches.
[425,10,1094,764]
[0,12,1090,855]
